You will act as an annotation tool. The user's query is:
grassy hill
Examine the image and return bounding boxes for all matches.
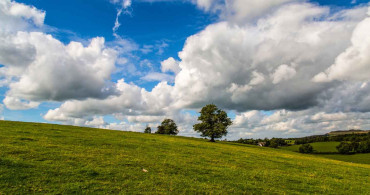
[0,121,369,194]
[327,130,370,136]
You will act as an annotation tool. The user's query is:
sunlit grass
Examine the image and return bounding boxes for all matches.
[0,121,369,194]
[281,142,370,165]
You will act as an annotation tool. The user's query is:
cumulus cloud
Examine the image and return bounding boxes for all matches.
[271,64,296,84]
[171,4,367,111]
[1,33,117,107]
[44,2,370,139]
[44,79,173,120]
[84,116,107,127]
[0,0,45,32]
[191,0,300,23]
[313,11,370,82]
[161,57,181,74]
[3,96,40,110]
[225,0,299,23]
[141,72,174,82]
[230,108,370,139]
[0,0,123,110]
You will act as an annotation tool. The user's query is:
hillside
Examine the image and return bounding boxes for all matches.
[327,130,370,136]
[0,121,369,194]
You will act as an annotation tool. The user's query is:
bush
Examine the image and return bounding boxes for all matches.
[336,142,354,154]
[299,144,313,153]
[269,141,279,148]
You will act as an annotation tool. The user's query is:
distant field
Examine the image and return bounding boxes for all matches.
[316,153,370,165]
[285,140,295,145]
[281,142,370,165]
[282,142,340,153]
[0,121,369,194]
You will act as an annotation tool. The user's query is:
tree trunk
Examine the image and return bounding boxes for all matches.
[210,137,215,142]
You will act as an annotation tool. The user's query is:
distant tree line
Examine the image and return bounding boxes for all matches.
[235,138,289,148]
[293,133,370,144]
[336,140,370,154]
[235,132,370,154]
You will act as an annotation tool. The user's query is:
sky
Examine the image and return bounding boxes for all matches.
[1,0,370,140]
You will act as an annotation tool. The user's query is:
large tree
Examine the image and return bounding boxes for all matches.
[193,104,232,142]
[155,119,179,135]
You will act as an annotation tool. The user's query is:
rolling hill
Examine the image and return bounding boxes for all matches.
[327,130,370,136]
[0,121,369,194]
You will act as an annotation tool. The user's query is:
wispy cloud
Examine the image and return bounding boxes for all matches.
[111,0,132,38]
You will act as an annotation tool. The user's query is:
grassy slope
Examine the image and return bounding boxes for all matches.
[0,121,369,194]
[281,142,370,165]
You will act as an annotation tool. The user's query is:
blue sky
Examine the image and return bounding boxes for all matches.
[1,0,370,139]
[2,0,217,122]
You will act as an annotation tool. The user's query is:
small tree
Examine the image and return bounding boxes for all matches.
[193,104,232,142]
[336,142,353,154]
[144,126,151,134]
[269,141,279,148]
[155,119,179,135]
[299,143,313,153]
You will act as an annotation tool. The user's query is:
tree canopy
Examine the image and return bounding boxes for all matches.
[155,119,179,135]
[144,126,151,134]
[299,143,313,153]
[193,104,232,142]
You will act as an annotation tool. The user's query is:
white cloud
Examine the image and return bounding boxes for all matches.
[0,103,4,120]
[191,0,300,23]
[225,0,298,23]
[3,96,39,110]
[0,0,126,110]
[161,57,181,74]
[271,64,296,84]
[141,72,175,82]
[249,71,265,86]
[0,0,45,32]
[111,0,132,8]
[126,115,164,123]
[43,79,173,120]
[2,33,117,105]
[3,0,370,139]
[84,116,107,127]
[230,108,370,139]
[313,11,370,82]
[44,2,370,139]
[111,0,132,38]
[171,4,367,111]
[192,0,221,12]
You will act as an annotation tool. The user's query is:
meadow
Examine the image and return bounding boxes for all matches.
[0,121,369,194]
[282,142,340,153]
[281,142,370,165]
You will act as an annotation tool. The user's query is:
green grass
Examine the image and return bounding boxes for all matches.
[316,153,370,165]
[285,140,295,145]
[281,142,370,165]
[282,142,340,153]
[0,121,370,194]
